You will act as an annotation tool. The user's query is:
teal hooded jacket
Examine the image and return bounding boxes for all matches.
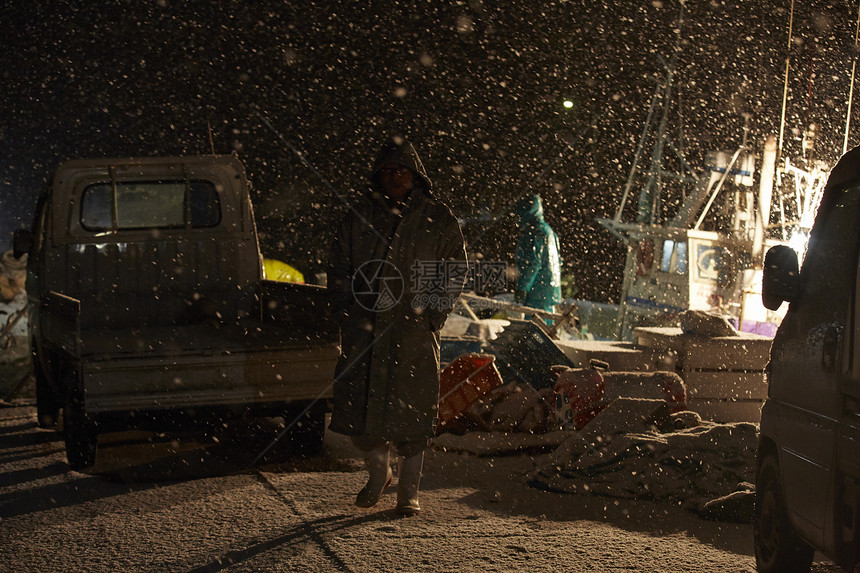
[514,194,562,312]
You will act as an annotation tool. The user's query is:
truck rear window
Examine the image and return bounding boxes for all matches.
[80,180,221,231]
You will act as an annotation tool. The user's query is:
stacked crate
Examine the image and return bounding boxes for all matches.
[633,326,771,423]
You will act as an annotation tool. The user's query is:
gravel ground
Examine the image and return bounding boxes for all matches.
[0,400,847,572]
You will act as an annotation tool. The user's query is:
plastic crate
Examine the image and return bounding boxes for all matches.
[486,319,573,390]
[438,353,503,429]
[440,336,484,367]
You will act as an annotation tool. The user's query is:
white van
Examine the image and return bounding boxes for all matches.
[755,148,860,572]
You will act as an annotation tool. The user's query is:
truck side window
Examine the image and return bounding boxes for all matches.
[189,181,221,227]
[80,185,112,230]
[32,194,49,255]
[80,180,220,231]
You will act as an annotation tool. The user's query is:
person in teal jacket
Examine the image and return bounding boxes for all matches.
[513,194,562,313]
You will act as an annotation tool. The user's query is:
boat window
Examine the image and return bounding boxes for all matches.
[660,240,688,274]
[80,180,221,231]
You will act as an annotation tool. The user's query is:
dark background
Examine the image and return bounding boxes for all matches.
[1,0,856,303]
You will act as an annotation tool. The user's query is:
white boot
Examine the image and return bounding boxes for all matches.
[396,452,424,516]
[355,445,393,508]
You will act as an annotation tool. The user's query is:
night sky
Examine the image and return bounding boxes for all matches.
[1,0,856,303]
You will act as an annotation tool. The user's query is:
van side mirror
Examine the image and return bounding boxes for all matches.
[12,229,32,259]
[762,245,800,311]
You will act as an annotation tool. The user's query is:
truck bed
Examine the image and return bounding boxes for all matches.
[42,281,340,415]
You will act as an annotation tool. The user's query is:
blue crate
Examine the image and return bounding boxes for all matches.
[485,319,573,390]
[440,336,485,367]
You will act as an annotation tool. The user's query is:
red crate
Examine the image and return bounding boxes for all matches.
[438,353,504,428]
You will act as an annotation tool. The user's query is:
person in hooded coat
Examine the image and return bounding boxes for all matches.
[513,194,562,313]
[327,139,466,516]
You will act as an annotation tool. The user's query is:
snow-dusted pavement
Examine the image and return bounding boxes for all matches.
[0,402,845,572]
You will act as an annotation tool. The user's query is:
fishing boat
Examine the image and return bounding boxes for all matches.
[592,93,828,340]
[557,2,847,422]
[583,7,835,342]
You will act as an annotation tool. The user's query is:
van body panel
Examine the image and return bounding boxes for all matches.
[757,172,860,570]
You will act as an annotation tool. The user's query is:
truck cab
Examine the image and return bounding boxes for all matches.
[755,171,860,572]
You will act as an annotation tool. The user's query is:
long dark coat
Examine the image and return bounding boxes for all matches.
[327,142,466,441]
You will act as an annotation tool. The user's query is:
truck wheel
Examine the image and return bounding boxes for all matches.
[754,453,814,573]
[287,402,326,458]
[63,376,98,470]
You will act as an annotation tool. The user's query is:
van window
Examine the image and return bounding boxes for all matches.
[80,180,221,231]
[799,184,860,340]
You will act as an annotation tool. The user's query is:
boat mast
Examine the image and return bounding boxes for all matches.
[636,3,685,225]
[637,52,677,225]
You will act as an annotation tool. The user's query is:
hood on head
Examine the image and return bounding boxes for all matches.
[370,139,432,191]
[514,194,544,221]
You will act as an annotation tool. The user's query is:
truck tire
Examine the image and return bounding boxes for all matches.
[754,453,814,573]
[63,372,98,470]
[286,401,326,458]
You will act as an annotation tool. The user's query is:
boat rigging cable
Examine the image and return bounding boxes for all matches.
[844,1,860,155]
[777,0,795,162]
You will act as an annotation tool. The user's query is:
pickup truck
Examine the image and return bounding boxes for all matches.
[755,165,860,572]
[12,155,339,469]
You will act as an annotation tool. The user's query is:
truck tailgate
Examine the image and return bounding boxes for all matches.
[67,280,340,414]
[81,338,338,413]
[79,317,339,414]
